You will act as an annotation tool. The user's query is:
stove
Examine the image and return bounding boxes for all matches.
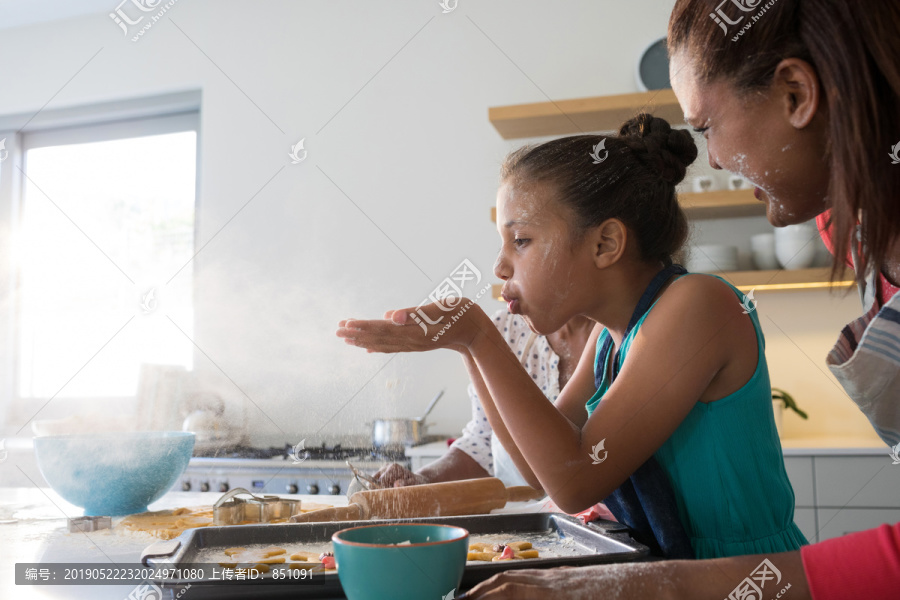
[181,442,417,497]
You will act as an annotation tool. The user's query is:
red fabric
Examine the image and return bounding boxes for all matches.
[573,502,617,524]
[801,523,900,600]
[816,211,900,306]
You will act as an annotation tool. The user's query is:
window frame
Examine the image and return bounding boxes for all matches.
[0,91,201,432]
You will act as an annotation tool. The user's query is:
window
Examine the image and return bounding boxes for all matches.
[12,112,198,399]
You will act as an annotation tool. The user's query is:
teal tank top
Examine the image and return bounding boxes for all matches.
[585,273,808,558]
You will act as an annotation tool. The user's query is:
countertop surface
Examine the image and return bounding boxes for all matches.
[0,488,348,600]
[2,438,890,598]
[779,436,890,455]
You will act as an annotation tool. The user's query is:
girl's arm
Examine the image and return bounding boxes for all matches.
[461,276,748,512]
[457,323,603,491]
[339,276,749,513]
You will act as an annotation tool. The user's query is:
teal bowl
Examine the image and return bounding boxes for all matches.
[333,523,469,600]
[33,431,194,516]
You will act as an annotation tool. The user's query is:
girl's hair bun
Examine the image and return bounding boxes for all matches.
[619,113,698,186]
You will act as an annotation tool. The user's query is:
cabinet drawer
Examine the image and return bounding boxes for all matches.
[814,456,900,508]
[793,507,817,544]
[784,457,815,507]
[816,508,900,541]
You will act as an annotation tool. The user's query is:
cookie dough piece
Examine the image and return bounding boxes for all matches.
[467,551,500,561]
[467,542,540,562]
[219,547,286,568]
[289,552,316,562]
[117,507,214,540]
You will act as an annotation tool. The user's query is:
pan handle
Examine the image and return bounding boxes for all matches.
[416,389,444,422]
[140,539,181,567]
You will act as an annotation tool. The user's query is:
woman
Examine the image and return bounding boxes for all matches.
[462,0,900,597]
[374,309,594,489]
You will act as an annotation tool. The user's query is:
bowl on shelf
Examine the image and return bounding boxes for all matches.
[333,523,469,600]
[751,233,779,270]
[775,224,818,270]
[687,244,738,273]
[33,431,194,516]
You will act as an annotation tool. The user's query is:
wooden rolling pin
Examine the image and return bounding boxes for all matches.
[290,478,544,523]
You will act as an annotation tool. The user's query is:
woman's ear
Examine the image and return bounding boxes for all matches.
[772,58,821,129]
[591,219,628,269]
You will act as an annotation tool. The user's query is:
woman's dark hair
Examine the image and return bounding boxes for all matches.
[669,0,900,285]
[500,113,698,266]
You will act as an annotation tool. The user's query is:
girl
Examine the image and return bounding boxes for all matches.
[338,113,807,559]
[465,0,900,597]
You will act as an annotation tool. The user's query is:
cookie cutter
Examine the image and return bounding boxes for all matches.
[346,460,382,497]
[213,487,302,525]
[68,516,112,533]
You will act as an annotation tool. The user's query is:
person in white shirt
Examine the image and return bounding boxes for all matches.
[375,308,593,488]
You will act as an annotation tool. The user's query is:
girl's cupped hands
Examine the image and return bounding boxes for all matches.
[336,296,488,354]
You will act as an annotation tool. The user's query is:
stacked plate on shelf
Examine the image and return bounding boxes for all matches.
[686,244,738,273]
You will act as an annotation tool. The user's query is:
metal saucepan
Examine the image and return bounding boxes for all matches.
[371,389,443,449]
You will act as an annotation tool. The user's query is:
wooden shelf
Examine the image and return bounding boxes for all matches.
[680,189,766,219]
[491,269,853,301]
[492,190,765,222]
[489,90,683,139]
[716,268,855,292]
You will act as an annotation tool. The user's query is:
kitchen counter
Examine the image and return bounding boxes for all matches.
[0,487,347,600]
[780,436,889,456]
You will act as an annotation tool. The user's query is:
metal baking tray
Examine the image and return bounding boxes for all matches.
[140,513,649,599]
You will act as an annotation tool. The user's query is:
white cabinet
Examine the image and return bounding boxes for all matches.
[784,457,815,507]
[782,453,900,542]
[816,508,900,541]
[815,457,900,509]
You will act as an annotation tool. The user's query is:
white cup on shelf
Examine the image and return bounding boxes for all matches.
[687,244,738,273]
[728,175,750,191]
[692,176,716,193]
[774,223,818,270]
[751,233,779,270]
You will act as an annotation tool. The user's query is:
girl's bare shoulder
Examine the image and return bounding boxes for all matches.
[651,273,748,329]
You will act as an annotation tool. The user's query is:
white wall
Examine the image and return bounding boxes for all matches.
[0,0,878,447]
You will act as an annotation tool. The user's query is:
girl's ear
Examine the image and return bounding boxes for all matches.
[772,58,821,129]
[591,219,627,269]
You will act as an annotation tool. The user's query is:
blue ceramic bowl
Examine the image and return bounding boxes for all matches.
[333,523,469,600]
[33,431,194,516]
